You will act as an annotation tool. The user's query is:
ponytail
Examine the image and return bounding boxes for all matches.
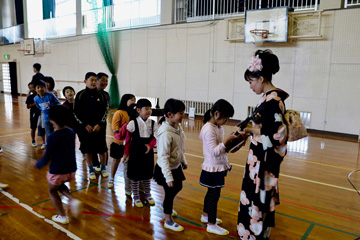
[159,116,166,125]
[203,109,211,124]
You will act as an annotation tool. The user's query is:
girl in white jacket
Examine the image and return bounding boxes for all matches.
[154,98,187,232]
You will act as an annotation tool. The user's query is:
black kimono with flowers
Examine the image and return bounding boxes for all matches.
[237,89,289,240]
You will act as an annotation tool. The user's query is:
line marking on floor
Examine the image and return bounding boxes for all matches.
[0,189,82,240]
[0,132,28,138]
[185,153,357,193]
[182,185,360,238]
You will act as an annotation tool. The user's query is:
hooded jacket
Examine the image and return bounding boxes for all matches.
[156,121,187,183]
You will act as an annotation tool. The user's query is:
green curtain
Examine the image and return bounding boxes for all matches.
[93,0,120,108]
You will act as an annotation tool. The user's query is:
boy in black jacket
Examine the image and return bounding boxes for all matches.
[74,72,109,180]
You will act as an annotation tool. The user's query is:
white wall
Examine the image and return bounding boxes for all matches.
[1,8,360,135]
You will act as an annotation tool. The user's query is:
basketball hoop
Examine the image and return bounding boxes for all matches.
[250,29,269,43]
[17,49,31,54]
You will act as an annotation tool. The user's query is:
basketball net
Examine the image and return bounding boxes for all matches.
[250,29,269,43]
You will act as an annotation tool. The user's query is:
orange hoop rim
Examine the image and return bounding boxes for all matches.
[250,29,269,39]
[17,49,31,53]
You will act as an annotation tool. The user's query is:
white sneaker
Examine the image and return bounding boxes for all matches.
[52,215,69,224]
[146,196,155,205]
[89,172,96,180]
[158,205,177,217]
[107,179,114,188]
[32,142,37,147]
[0,183,8,189]
[206,224,229,235]
[40,144,46,150]
[101,170,108,178]
[164,221,184,232]
[94,166,101,172]
[70,199,82,218]
[134,199,143,208]
[200,215,222,224]
[0,147,2,153]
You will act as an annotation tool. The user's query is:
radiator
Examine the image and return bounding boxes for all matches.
[135,96,160,108]
[182,100,213,116]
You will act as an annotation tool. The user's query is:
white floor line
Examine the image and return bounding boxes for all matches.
[0,132,28,138]
[0,189,82,240]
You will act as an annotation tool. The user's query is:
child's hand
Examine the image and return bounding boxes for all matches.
[85,125,93,133]
[145,144,151,154]
[93,124,101,133]
[167,181,174,188]
[181,162,187,170]
[224,132,239,146]
[121,155,128,164]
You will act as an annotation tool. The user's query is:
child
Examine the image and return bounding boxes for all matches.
[91,72,110,171]
[32,63,45,85]
[62,86,76,129]
[108,94,136,189]
[33,105,81,224]
[73,72,109,180]
[153,98,187,232]
[199,99,239,236]
[34,81,61,142]
[26,82,45,147]
[45,76,58,97]
[97,72,110,105]
[126,99,158,207]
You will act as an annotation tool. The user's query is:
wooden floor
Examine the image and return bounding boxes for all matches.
[0,93,359,240]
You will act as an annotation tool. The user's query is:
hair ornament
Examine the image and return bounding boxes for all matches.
[248,55,263,72]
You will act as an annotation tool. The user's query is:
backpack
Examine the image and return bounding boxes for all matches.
[284,110,308,142]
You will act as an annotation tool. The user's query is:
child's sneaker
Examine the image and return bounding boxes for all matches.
[101,170,108,178]
[125,191,132,197]
[134,199,143,208]
[206,224,229,235]
[0,183,9,189]
[52,215,69,224]
[200,215,222,224]
[107,179,114,188]
[70,199,82,218]
[158,205,177,217]
[94,166,101,172]
[146,196,155,205]
[31,141,37,147]
[164,221,184,232]
[40,144,46,150]
[89,172,96,180]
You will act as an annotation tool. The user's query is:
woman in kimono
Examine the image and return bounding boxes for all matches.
[237,49,288,239]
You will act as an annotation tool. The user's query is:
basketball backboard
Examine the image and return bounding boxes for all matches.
[245,7,289,43]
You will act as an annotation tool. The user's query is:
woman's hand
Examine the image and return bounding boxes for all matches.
[145,144,151,154]
[243,126,261,135]
[85,125,93,133]
[93,124,101,133]
[167,181,174,188]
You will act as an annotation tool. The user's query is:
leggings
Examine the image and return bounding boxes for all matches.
[162,181,183,215]
[203,187,221,224]
[132,179,151,200]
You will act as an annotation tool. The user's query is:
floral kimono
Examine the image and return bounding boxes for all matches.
[237,89,289,240]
